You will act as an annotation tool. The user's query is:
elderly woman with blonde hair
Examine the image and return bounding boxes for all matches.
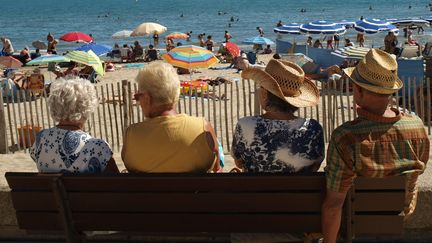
[30,77,119,173]
[122,61,221,173]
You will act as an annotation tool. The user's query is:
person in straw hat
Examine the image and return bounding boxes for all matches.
[322,49,429,243]
[231,59,324,173]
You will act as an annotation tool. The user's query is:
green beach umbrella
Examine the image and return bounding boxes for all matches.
[26,54,70,66]
[65,50,104,76]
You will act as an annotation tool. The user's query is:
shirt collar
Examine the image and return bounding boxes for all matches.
[356,107,402,123]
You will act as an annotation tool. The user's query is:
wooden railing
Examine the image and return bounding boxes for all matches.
[0,77,430,154]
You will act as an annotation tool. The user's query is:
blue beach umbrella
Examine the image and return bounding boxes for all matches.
[390,18,429,27]
[242,36,275,45]
[273,23,301,35]
[26,54,70,66]
[300,21,346,35]
[354,19,399,35]
[76,43,112,56]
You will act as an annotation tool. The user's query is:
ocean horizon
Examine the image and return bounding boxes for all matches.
[1,0,432,52]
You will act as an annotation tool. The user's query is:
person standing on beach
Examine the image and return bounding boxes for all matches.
[356,32,365,47]
[198,33,205,47]
[153,31,159,48]
[205,35,215,51]
[384,31,398,54]
[47,33,58,54]
[186,31,192,42]
[1,37,14,56]
[224,30,232,42]
[257,26,264,36]
[322,49,429,243]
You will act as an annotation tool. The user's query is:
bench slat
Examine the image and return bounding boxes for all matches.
[11,191,324,213]
[354,192,405,211]
[5,172,326,192]
[354,215,404,235]
[16,212,322,232]
[68,192,324,213]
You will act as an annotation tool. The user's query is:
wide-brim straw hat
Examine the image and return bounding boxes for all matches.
[343,48,403,94]
[242,59,319,108]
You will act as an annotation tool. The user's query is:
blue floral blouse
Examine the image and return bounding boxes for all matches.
[30,127,113,173]
[232,116,325,173]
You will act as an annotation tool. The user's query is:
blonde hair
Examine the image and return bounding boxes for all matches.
[135,61,180,106]
[48,77,98,123]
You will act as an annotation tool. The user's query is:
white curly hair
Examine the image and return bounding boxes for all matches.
[135,61,180,106]
[48,77,98,123]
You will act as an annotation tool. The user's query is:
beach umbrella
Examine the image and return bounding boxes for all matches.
[224,42,240,57]
[131,22,167,37]
[32,40,47,50]
[390,18,429,27]
[26,54,70,66]
[273,23,301,35]
[338,20,356,29]
[76,43,112,56]
[60,32,93,43]
[242,36,275,45]
[112,30,133,39]
[164,32,189,40]
[300,21,346,35]
[162,45,218,70]
[354,19,399,35]
[65,50,104,76]
[0,56,22,68]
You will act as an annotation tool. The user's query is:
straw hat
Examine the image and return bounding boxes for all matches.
[343,48,403,94]
[241,59,319,108]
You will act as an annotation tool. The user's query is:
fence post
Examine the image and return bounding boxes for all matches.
[121,80,129,135]
[253,82,260,115]
[0,91,8,153]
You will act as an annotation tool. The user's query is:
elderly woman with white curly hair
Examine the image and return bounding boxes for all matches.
[30,77,119,173]
[122,61,221,173]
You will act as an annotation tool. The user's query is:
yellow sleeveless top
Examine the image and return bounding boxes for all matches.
[122,114,216,173]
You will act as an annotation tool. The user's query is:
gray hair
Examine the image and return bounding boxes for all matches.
[48,77,98,123]
[135,61,180,106]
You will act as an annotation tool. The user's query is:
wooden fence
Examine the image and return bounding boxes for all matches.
[0,77,430,154]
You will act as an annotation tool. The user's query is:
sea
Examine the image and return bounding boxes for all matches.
[1,0,432,52]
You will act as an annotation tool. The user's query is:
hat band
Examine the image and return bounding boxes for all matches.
[352,67,394,90]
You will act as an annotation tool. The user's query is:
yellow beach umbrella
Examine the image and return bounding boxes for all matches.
[65,50,104,76]
[131,22,167,37]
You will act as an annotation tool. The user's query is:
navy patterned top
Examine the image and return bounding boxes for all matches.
[231,116,325,173]
[30,127,113,173]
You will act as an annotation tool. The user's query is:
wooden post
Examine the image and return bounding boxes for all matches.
[121,80,129,135]
[253,83,260,116]
[0,91,8,153]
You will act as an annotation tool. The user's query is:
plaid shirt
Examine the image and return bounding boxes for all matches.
[325,107,429,215]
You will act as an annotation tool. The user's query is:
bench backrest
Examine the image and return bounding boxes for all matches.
[5,172,405,241]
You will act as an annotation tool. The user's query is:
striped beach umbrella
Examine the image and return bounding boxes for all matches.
[300,21,346,35]
[162,45,218,70]
[26,54,70,66]
[65,50,104,76]
[112,30,133,39]
[76,43,112,56]
[273,23,301,35]
[354,19,399,34]
[242,36,275,45]
[164,32,189,40]
[390,18,429,27]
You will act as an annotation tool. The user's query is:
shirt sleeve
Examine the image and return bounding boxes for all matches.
[86,139,113,173]
[325,131,356,192]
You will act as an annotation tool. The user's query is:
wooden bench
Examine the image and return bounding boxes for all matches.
[5,172,406,243]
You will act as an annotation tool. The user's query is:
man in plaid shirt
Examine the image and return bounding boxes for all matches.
[322,49,430,243]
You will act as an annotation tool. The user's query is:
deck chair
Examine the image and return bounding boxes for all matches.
[120,48,130,62]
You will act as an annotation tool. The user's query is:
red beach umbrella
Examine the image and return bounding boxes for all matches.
[0,56,23,68]
[60,32,93,43]
[225,42,240,57]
